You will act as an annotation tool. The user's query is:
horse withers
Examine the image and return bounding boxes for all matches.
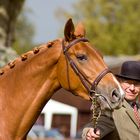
[0,19,124,140]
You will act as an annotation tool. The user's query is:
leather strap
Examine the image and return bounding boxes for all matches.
[62,38,111,97]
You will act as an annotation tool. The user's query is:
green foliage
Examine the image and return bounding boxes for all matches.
[56,0,140,55]
[12,8,35,55]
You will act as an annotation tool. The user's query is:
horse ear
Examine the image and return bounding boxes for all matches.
[74,22,86,37]
[64,18,75,42]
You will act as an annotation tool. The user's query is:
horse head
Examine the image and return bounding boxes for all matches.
[57,19,124,110]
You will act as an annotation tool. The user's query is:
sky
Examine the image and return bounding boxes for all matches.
[25,0,75,44]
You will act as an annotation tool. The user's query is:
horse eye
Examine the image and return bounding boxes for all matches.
[76,54,87,61]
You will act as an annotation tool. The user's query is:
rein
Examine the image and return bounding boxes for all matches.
[62,37,111,131]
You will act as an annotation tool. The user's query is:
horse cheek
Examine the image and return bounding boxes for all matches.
[57,54,69,89]
[57,54,80,91]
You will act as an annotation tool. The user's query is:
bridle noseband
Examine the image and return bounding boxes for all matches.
[62,37,111,97]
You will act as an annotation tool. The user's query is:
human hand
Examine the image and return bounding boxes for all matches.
[86,128,100,140]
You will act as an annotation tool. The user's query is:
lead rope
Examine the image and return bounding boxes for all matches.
[90,92,101,132]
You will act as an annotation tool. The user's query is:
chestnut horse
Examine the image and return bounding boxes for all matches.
[0,19,124,140]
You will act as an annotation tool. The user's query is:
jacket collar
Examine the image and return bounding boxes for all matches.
[123,100,140,130]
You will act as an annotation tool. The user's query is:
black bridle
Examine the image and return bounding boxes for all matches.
[62,37,111,97]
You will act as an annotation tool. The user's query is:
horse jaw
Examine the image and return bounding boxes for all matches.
[57,53,90,100]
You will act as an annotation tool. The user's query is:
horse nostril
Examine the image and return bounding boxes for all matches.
[111,89,120,103]
[112,89,118,97]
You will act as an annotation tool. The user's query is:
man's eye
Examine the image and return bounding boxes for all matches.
[76,54,87,61]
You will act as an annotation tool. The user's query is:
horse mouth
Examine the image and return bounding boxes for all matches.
[97,95,123,111]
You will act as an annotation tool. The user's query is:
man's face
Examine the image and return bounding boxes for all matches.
[120,79,140,101]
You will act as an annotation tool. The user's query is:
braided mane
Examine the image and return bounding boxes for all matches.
[0,40,56,77]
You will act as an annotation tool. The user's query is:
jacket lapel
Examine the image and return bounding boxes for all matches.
[124,100,140,129]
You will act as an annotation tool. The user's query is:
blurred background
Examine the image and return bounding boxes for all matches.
[0,0,140,140]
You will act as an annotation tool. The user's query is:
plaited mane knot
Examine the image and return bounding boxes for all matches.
[8,61,15,69]
[33,47,39,54]
[77,34,84,38]
[0,69,4,75]
[47,41,53,48]
[21,54,28,61]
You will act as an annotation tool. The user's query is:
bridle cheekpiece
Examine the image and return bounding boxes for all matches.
[62,37,111,98]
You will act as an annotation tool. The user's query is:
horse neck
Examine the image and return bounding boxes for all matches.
[0,39,62,139]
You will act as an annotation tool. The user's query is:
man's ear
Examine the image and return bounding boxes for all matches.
[64,18,76,42]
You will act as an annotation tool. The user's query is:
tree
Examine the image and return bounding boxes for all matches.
[13,8,35,54]
[0,46,18,67]
[0,0,25,47]
[56,0,140,55]
[0,0,35,66]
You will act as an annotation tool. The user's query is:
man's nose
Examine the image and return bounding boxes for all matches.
[129,84,135,91]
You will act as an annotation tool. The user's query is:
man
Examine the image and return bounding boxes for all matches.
[82,61,140,140]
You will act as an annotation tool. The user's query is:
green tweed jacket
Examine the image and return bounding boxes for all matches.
[82,100,140,140]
